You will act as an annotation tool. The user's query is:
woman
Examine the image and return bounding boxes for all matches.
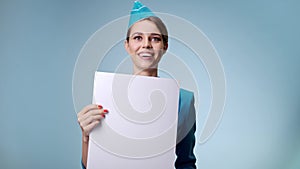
[77,1,196,168]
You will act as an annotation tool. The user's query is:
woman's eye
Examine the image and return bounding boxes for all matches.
[151,37,162,42]
[133,36,142,41]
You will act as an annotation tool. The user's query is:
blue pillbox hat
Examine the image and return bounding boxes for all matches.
[128,1,156,28]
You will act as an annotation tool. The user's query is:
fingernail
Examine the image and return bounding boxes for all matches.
[102,114,106,118]
[103,109,109,113]
[98,105,103,109]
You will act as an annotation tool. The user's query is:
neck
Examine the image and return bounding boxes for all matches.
[133,68,158,77]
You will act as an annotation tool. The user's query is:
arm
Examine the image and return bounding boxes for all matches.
[176,89,197,168]
[175,123,197,169]
[81,137,89,169]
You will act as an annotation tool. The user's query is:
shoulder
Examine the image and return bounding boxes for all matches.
[179,88,194,107]
[178,88,195,122]
[177,88,196,144]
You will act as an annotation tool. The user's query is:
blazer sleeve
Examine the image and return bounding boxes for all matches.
[175,89,197,169]
[175,123,196,169]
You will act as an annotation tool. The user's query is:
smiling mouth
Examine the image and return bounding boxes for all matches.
[138,52,153,57]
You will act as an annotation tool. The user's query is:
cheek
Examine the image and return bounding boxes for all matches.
[153,43,164,50]
[128,43,140,52]
[154,45,165,54]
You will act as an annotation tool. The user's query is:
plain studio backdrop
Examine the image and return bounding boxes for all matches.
[1,0,300,169]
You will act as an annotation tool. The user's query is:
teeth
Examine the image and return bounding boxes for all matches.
[139,53,152,57]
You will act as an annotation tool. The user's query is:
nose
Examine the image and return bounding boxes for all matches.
[142,37,152,49]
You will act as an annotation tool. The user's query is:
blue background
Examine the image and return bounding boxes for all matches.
[1,0,299,168]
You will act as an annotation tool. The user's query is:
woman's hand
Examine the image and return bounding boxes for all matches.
[77,104,109,142]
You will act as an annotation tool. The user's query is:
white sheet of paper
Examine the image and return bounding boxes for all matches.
[87,72,179,169]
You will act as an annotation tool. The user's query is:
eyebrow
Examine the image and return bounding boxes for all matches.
[130,32,162,37]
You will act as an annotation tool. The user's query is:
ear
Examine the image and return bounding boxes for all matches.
[164,42,168,50]
[163,42,168,53]
[124,40,130,53]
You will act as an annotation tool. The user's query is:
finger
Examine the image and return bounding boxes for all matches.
[77,104,99,117]
[79,114,105,130]
[79,114,103,129]
[78,109,105,123]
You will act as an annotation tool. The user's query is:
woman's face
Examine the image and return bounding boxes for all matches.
[125,19,168,73]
